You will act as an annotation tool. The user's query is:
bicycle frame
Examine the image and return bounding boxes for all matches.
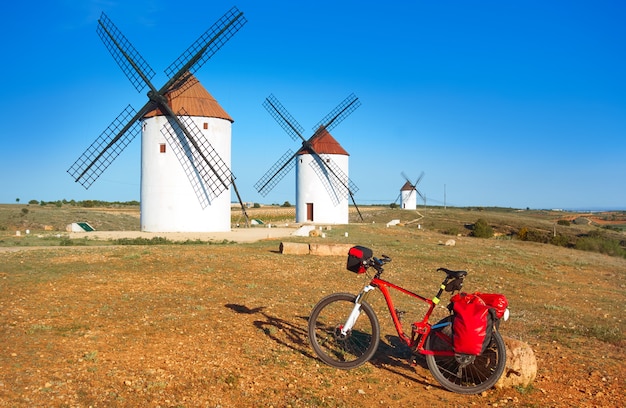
[350,275,455,357]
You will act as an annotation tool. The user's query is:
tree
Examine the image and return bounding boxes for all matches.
[15,198,19,203]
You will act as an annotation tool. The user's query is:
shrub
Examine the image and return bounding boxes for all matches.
[517,227,549,243]
[550,234,570,247]
[471,218,493,238]
[526,229,549,243]
[557,219,570,226]
[113,237,171,245]
[575,236,625,257]
[442,226,460,236]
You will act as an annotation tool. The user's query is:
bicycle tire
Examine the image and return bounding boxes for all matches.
[425,316,507,394]
[308,293,380,369]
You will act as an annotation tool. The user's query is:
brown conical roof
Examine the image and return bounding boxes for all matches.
[143,74,233,122]
[297,126,349,156]
[401,181,415,191]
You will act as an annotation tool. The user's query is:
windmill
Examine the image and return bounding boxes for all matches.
[67,7,249,232]
[254,94,363,223]
[398,171,425,210]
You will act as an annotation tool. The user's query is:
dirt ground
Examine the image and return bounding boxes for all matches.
[1,230,624,407]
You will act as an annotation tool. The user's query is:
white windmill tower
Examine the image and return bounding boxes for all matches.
[67,8,249,232]
[141,79,234,231]
[255,94,364,224]
[399,171,425,210]
[295,128,350,223]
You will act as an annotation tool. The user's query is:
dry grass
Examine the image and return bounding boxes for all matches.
[0,206,624,407]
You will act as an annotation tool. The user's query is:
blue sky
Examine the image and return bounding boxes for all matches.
[1,0,624,210]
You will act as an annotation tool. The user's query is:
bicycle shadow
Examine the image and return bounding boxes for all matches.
[224,303,434,388]
[224,303,316,360]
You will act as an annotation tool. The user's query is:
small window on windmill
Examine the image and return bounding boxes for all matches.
[159,143,166,153]
[203,122,208,130]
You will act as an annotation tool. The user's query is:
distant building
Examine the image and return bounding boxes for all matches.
[400,181,417,210]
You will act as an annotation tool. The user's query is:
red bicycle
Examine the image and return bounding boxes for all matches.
[307,246,510,394]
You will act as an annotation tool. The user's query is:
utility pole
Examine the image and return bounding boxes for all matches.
[444,184,447,210]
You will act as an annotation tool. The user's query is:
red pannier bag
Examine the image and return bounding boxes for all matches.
[450,293,493,355]
[475,292,508,319]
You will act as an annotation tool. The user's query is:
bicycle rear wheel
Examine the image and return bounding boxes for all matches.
[425,316,506,394]
[308,293,380,369]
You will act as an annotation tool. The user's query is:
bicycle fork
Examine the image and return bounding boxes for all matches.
[340,285,376,336]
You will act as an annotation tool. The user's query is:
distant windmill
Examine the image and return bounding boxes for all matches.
[254,94,363,223]
[67,7,249,232]
[398,171,425,210]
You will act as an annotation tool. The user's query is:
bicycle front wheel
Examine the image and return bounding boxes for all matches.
[425,316,507,394]
[308,293,380,369]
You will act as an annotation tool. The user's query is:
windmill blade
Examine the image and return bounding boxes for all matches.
[254,149,297,196]
[306,144,359,196]
[263,94,305,142]
[313,155,359,197]
[414,172,426,203]
[309,156,346,206]
[394,192,402,204]
[96,12,156,93]
[401,171,413,185]
[164,6,247,84]
[313,93,361,134]
[415,171,425,186]
[416,188,426,203]
[160,110,233,208]
[67,104,146,188]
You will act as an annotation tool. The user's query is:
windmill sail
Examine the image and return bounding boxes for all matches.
[263,94,305,142]
[254,149,296,196]
[67,105,142,188]
[161,109,233,208]
[164,6,247,80]
[313,93,361,133]
[96,13,156,93]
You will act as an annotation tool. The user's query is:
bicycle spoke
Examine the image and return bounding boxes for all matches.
[308,293,380,369]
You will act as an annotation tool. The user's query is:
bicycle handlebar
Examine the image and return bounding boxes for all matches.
[366,255,391,273]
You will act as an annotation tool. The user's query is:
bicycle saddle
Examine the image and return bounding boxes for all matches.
[437,267,468,279]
